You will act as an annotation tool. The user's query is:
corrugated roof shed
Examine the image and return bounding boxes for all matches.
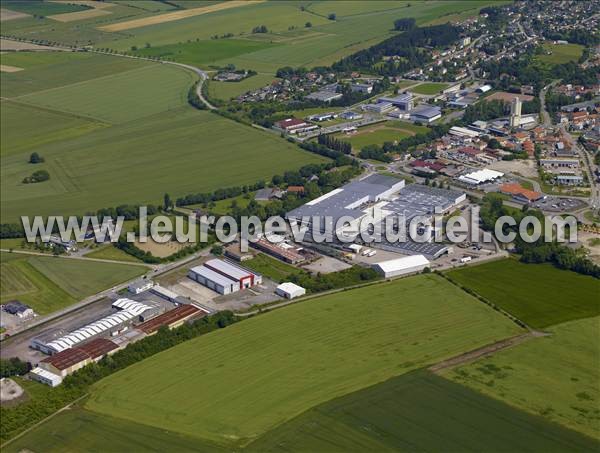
[41,348,90,371]
[76,338,119,360]
[137,305,203,335]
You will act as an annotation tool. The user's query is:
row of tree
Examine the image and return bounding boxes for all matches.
[317,134,352,154]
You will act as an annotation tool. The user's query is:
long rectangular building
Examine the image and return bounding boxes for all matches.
[189,259,262,295]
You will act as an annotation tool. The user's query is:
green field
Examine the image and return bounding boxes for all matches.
[247,370,599,452]
[0,252,144,314]
[207,73,276,101]
[1,1,90,16]
[83,244,143,263]
[133,39,278,67]
[86,274,520,446]
[336,121,429,150]
[1,52,152,98]
[410,82,450,95]
[0,100,105,156]
[243,253,298,282]
[446,316,600,439]
[537,42,585,65]
[15,64,193,123]
[2,408,226,453]
[1,107,326,222]
[446,259,600,328]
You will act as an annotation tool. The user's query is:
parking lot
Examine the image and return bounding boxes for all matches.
[532,196,587,212]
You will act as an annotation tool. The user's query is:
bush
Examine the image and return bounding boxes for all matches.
[29,152,44,164]
[22,170,50,184]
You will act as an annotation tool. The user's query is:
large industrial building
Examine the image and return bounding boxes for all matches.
[286,176,466,259]
[31,299,153,354]
[372,255,431,278]
[189,259,262,295]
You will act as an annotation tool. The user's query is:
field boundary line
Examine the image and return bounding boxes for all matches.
[428,332,548,373]
[11,63,157,102]
[0,393,89,449]
[0,249,153,268]
[1,97,111,125]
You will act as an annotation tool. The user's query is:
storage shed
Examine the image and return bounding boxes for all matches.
[371,255,430,278]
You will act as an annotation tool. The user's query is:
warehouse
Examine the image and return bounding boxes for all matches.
[39,347,91,377]
[137,305,205,335]
[410,105,442,123]
[32,300,150,354]
[128,279,154,294]
[30,367,62,387]
[372,255,430,278]
[276,282,306,299]
[188,259,262,295]
[457,169,504,185]
[378,93,413,111]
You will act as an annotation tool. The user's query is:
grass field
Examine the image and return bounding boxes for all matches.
[537,42,585,65]
[83,244,143,263]
[133,39,278,67]
[2,408,227,453]
[15,63,193,123]
[336,121,429,150]
[247,370,599,451]
[1,100,106,156]
[1,107,326,222]
[207,73,276,101]
[446,316,600,439]
[0,252,144,314]
[445,259,600,328]
[243,253,298,282]
[86,274,520,446]
[1,1,90,16]
[410,82,450,95]
[1,52,152,98]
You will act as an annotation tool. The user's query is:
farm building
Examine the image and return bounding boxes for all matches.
[372,255,430,278]
[410,105,442,123]
[128,279,154,294]
[188,259,262,295]
[276,282,306,299]
[3,300,34,318]
[137,305,205,335]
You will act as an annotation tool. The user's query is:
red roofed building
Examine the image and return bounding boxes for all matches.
[500,183,543,203]
[287,185,305,194]
[273,118,308,133]
[40,348,91,377]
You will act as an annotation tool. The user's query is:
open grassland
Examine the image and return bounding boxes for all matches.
[86,274,520,446]
[537,42,585,65]
[1,100,106,155]
[2,408,226,453]
[133,39,278,67]
[336,121,429,150]
[243,253,298,283]
[99,0,264,32]
[112,0,176,13]
[83,244,143,263]
[446,317,600,440]
[15,63,194,123]
[410,81,450,95]
[445,259,600,328]
[248,370,599,452]
[1,1,90,16]
[0,51,151,98]
[0,252,143,314]
[1,107,326,222]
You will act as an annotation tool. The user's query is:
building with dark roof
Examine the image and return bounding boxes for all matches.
[39,348,91,377]
[137,305,204,335]
[3,300,34,318]
[76,338,120,361]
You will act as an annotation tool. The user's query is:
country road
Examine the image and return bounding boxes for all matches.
[0,248,153,268]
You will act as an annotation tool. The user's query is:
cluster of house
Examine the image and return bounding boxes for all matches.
[213,70,251,82]
[558,107,600,132]
[236,72,337,103]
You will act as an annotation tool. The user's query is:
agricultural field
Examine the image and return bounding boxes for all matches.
[336,121,429,150]
[247,370,599,452]
[1,107,326,222]
[0,51,152,98]
[15,63,194,123]
[1,1,90,17]
[0,100,105,156]
[86,274,520,446]
[446,259,600,328]
[410,81,450,95]
[0,252,144,314]
[207,73,277,101]
[83,244,143,263]
[446,316,600,439]
[133,39,278,67]
[243,253,298,282]
[536,42,585,65]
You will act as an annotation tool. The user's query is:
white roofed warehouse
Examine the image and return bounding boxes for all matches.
[371,255,430,278]
[276,282,306,300]
[188,259,262,295]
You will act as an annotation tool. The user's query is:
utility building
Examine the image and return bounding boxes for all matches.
[189,259,262,295]
[372,255,430,278]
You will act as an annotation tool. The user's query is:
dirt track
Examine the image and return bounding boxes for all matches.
[99,0,265,32]
[428,331,548,373]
